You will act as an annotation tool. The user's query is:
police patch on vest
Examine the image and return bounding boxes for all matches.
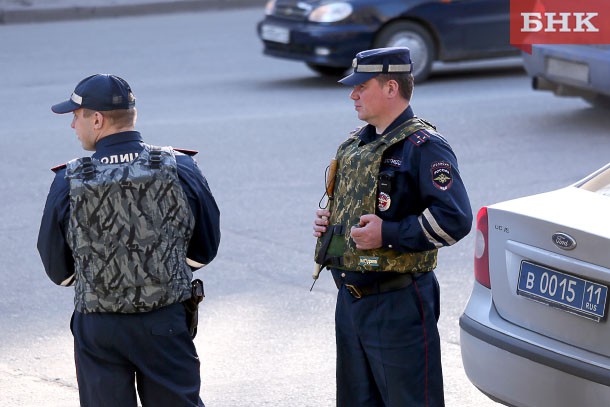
[359,256,379,267]
[383,157,402,167]
[431,161,453,191]
[378,192,391,211]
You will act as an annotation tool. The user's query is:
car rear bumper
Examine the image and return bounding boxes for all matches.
[522,45,610,98]
[460,283,610,407]
[256,19,374,67]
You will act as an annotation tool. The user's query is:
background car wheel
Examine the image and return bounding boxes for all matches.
[374,21,436,83]
[306,63,348,77]
[582,94,610,109]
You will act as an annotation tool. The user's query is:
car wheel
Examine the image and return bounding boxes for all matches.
[306,63,348,77]
[583,94,610,109]
[374,21,436,83]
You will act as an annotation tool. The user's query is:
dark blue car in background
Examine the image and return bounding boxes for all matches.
[257,0,518,82]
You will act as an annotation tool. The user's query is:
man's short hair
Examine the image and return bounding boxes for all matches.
[376,73,414,101]
[83,108,137,128]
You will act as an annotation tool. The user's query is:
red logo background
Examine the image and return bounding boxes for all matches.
[510,0,610,53]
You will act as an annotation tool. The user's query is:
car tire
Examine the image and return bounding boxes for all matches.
[374,21,436,83]
[306,63,348,77]
[583,94,610,109]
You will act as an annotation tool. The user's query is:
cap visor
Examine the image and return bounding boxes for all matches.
[338,72,377,86]
[51,100,80,114]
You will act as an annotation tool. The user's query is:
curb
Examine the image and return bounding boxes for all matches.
[0,0,264,25]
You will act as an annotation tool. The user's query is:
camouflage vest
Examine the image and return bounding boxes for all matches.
[315,118,438,273]
[65,145,195,313]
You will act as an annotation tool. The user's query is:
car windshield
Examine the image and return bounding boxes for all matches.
[578,164,610,197]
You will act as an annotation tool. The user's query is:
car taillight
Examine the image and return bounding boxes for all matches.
[474,206,491,288]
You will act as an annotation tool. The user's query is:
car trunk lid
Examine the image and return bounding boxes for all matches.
[488,186,610,356]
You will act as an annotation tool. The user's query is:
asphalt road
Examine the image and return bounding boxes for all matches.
[1,7,609,407]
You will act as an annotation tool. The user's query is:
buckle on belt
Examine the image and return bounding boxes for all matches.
[344,284,363,299]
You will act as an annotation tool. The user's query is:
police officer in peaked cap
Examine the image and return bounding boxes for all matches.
[38,74,221,407]
[313,48,472,406]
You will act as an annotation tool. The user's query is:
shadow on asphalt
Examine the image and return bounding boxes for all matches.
[423,65,526,84]
[253,65,527,90]
[253,75,344,90]
[550,104,610,130]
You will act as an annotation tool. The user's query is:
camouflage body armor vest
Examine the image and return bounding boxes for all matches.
[315,118,438,273]
[65,145,195,313]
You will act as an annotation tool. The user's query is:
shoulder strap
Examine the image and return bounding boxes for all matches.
[147,145,163,169]
[65,156,96,179]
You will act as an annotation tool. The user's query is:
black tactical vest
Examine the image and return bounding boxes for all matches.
[315,118,438,273]
[65,145,195,313]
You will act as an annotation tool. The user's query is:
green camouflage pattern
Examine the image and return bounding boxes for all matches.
[66,145,195,313]
[315,118,438,273]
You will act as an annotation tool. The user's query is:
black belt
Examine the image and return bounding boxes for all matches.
[334,272,423,299]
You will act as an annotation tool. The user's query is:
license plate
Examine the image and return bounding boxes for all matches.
[545,57,589,83]
[517,261,608,322]
[261,24,290,44]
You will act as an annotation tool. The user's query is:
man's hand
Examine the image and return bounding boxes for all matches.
[313,209,331,238]
[350,214,383,250]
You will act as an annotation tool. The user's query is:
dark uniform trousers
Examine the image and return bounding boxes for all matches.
[71,302,204,407]
[335,271,444,407]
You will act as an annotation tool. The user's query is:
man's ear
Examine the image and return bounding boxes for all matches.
[93,112,104,129]
[385,79,400,98]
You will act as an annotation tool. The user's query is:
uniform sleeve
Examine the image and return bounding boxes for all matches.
[382,136,473,252]
[37,171,76,286]
[176,155,221,270]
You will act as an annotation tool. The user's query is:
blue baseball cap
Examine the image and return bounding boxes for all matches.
[339,47,413,86]
[51,74,136,114]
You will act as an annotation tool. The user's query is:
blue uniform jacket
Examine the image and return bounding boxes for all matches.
[332,106,472,285]
[37,131,221,286]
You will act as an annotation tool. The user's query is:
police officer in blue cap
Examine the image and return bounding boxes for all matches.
[313,48,472,406]
[38,74,221,407]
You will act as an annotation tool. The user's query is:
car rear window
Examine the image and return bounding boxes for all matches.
[578,164,610,197]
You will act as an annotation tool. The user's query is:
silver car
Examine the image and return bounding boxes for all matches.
[460,163,610,407]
